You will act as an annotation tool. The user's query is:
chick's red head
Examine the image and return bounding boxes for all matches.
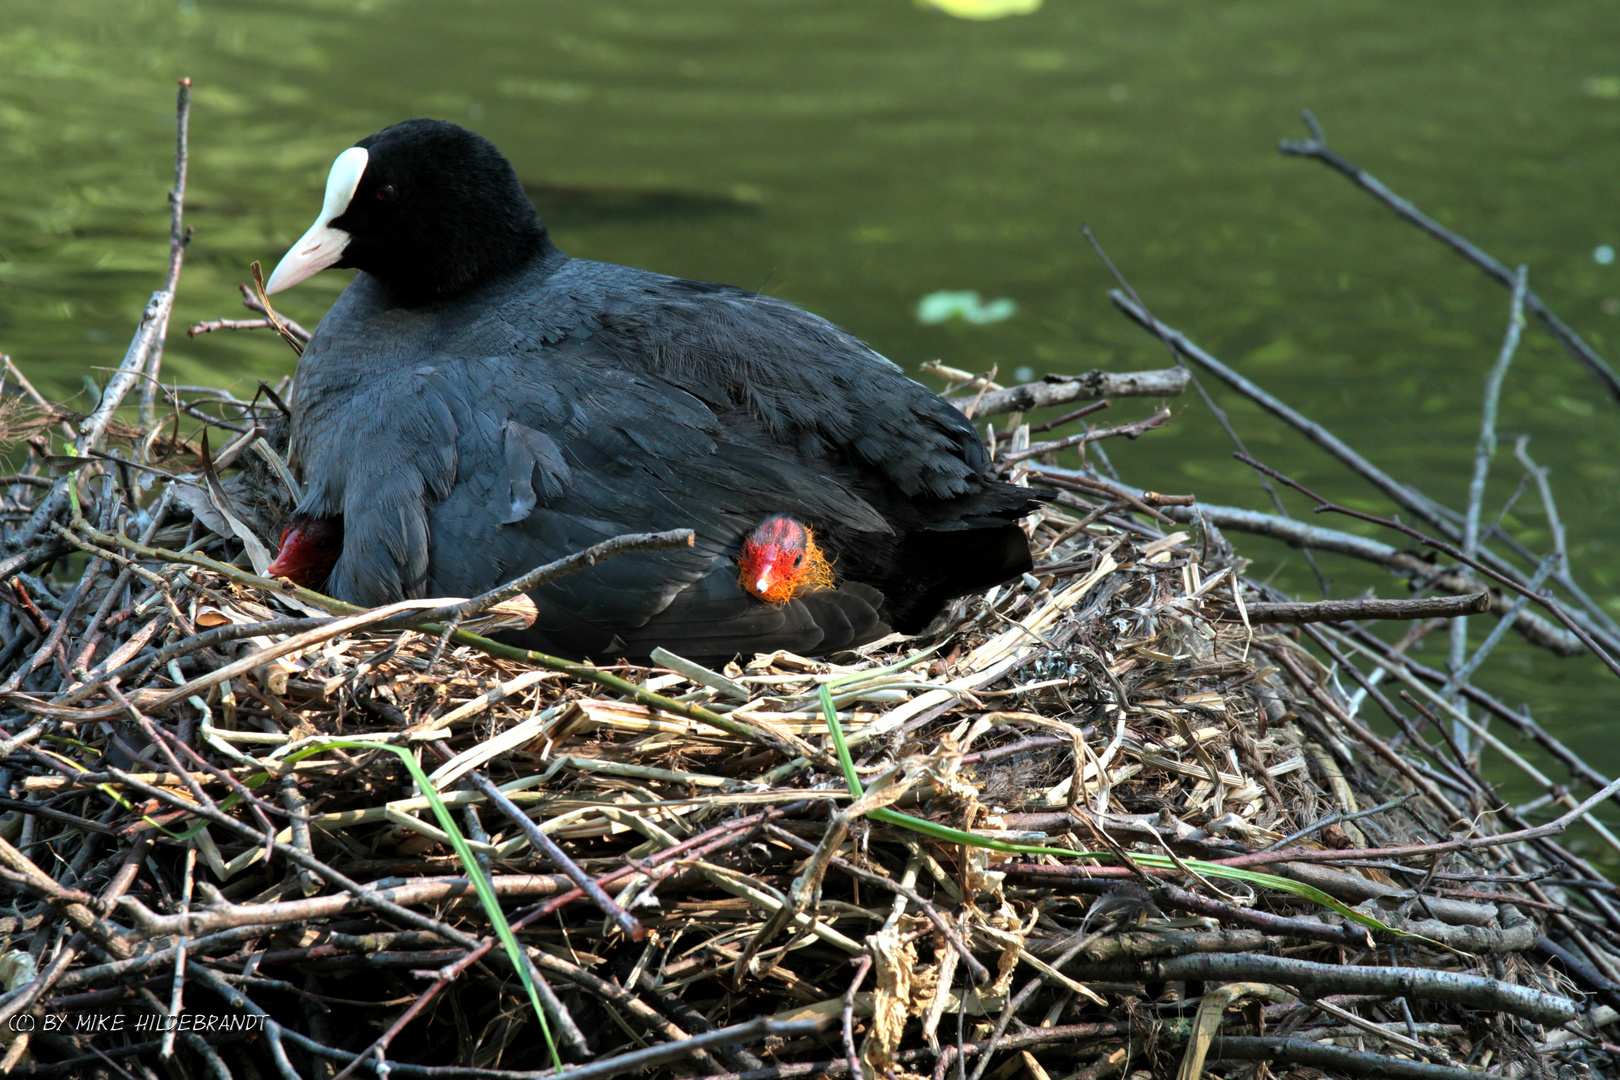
[738,515,834,604]
[266,517,343,589]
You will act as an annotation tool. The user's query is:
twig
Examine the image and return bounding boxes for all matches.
[1086,225,1333,595]
[1451,265,1528,726]
[1440,555,1555,694]
[1237,452,1620,681]
[235,283,313,342]
[1280,109,1620,402]
[12,81,192,550]
[399,527,695,627]
[959,368,1187,418]
[161,844,196,1059]
[1512,437,1568,575]
[1205,1034,1512,1080]
[1158,499,1583,655]
[139,78,192,430]
[554,1018,825,1080]
[1227,771,1620,869]
[842,955,872,1080]
[1026,399,1111,434]
[1216,592,1489,625]
[1110,292,1452,534]
[466,770,644,941]
[1064,952,1575,1025]
[535,806,787,919]
[998,409,1171,466]
[1025,469,1178,525]
[1261,794,1419,852]
[187,317,286,339]
[1462,265,1529,562]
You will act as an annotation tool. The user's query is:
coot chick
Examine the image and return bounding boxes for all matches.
[266,118,1039,660]
[738,515,836,604]
[266,517,342,587]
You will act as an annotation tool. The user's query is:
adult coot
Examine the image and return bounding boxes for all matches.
[265,119,1038,660]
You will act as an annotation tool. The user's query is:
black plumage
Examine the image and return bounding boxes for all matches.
[270,119,1039,660]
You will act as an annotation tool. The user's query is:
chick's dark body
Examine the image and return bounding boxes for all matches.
[282,120,1037,661]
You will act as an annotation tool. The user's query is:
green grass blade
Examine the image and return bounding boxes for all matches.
[818,682,1423,943]
[282,739,560,1067]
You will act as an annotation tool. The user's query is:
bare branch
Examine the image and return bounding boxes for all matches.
[1218,592,1490,625]
[959,367,1187,418]
[1281,110,1620,402]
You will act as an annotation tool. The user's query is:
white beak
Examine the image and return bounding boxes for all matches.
[756,576,770,595]
[266,146,369,294]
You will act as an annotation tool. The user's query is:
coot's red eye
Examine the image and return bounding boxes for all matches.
[375,184,396,202]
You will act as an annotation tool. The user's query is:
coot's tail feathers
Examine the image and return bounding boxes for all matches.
[905,480,1045,532]
[885,521,1033,634]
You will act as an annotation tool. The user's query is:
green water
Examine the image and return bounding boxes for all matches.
[2,1,1617,802]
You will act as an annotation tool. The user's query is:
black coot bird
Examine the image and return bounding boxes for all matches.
[265,119,1038,660]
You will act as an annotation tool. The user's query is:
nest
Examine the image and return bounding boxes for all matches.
[1,79,1615,1080]
[0,388,1606,1080]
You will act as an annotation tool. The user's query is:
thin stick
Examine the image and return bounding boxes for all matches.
[1280,109,1620,402]
[998,409,1171,466]
[1219,593,1489,625]
[960,368,1187,418]
[139,78,192,430]
[1156,498,1582,655]
[1085,225,1333,595]
[1026,399,1111,434]
[161,845,197,1058]
[1226,773,1620,868]
[12,79,192,551]
[842,956,873,1080]
[1451,265,1528,727]
[187,317,282,338]
[1441,556,1555,694]
[1237,452,1620,682]
[1111,291,1453,537]
[1512,437,1568,575]
[1113,293,1620,658]
[400,527,695,626]
[465,770,644,941]
[234,283,313,342]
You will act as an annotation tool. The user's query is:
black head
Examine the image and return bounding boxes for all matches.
[266,119,553,304]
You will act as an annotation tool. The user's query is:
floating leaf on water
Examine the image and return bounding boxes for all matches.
[916,290,1018,325]
[1582,75,1620,99]
[917,0,1042,19]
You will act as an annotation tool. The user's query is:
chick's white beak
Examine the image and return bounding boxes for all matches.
[265,146,369,295]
